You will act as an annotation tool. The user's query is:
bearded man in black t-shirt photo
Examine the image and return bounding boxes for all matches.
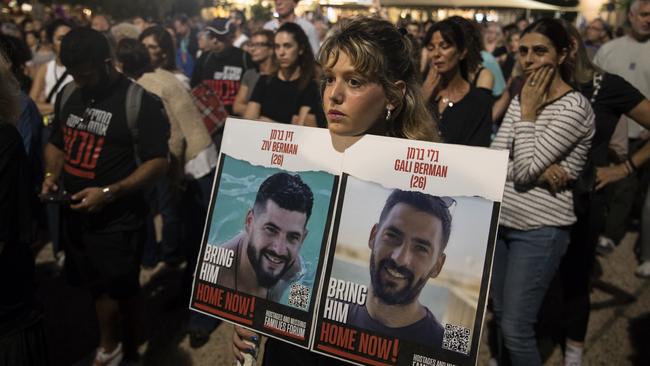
[345,190,451,349]
[41,28,169,366]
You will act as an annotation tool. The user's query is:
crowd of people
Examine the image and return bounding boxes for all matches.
[1,0,650,365]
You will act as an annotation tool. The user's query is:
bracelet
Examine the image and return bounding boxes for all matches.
[623,161,634,176]
[628,158,638,171]
[102,186,115,202]
[45,172,54,178]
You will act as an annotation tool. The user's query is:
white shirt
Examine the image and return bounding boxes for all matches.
[44,60,73,104]
[264,16,320,56]
[594,36,650,139]
[233,33,249,49]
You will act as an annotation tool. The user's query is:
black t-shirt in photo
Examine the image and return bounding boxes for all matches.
[435,86,493,147]
[347,303,444,348]
[249,75,320,124]
[190,46,254,115]
[49,75,170,231]
[579,72,645,168]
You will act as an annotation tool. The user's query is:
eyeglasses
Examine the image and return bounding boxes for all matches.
[250,42,272,48]
[586,25,604,32]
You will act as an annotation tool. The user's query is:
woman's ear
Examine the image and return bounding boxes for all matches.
[558,47,569,65]
[386,80,407,111]
[460,48,468,60]
[394,80,406,97]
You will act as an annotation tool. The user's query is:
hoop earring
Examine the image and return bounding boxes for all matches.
[385,108,392,121]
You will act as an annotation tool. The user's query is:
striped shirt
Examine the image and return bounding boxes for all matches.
[491,91,595,230]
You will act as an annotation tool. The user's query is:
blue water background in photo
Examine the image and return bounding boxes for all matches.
[206,155,336,310]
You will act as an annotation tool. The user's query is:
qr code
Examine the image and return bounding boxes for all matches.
[442,323,471,355]
[288,283,310,310]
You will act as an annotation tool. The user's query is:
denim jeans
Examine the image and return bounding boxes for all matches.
[142,175,182,267]
[490,225,570,366]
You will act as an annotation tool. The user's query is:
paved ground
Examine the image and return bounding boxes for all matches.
[35,231,649,366]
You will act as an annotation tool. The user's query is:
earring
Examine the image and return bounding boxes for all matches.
[385,108,392,121]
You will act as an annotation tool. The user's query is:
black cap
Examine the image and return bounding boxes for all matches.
[205,18,234,39]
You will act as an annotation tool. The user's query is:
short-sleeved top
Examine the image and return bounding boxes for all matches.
[190,47,254,115]
[593,36,650,139]
[49,75,170,231]
[434,86,493,147]
[578,72,645,175]
[249,76,320,124]
[241,68,261,101]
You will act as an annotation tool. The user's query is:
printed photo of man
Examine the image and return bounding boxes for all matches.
[347,190,453,348]
[215,172,313,301]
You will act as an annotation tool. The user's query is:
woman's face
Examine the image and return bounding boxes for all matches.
[26,33,38,48]
[507,33,520,53]
[322,51,389,136]
[53,25,71,56]
[274,31,300,70]
[251,34,273,63]
[141,35,162,67]
[484,24,501,44]
[427,31,464,75]
[518,32,565,78]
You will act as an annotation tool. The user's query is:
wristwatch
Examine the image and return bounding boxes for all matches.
[102,186,115,202]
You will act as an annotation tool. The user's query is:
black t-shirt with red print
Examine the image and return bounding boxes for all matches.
[190,46,254,115]
[50,75,169,231]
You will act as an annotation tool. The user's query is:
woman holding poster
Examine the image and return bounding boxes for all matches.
[233,16,440,365]
[489,19,595,366]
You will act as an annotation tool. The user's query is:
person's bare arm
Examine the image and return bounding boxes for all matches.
[41,143,65,195]
[233,84,250,116]
[595,100,650,190]
[243,101,262,121]
[627,100,650,130]
[30,64,54,116]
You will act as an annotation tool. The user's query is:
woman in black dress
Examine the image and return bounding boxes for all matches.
[421,18,493,147]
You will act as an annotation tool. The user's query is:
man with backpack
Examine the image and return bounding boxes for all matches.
[41,28,169,366]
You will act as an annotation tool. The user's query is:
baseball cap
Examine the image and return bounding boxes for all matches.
[205,18,234,39]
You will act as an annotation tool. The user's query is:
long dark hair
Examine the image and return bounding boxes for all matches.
[275,22,315,92]
[521,18,573,84]
[447,16,483,75]
[139,25,177,71]
[423,19,470,80]
[116,38,153,79]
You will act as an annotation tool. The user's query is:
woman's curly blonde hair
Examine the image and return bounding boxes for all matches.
[318,16,439,142]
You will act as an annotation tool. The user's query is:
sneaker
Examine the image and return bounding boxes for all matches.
[54,251,65,270]
[635,261,650,278]
[564,341,583,366]
[596,236,616,255]
[94,343,123,366]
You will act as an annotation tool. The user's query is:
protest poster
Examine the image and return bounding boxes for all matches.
[190,118,341,348]
[312,135,509,366]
